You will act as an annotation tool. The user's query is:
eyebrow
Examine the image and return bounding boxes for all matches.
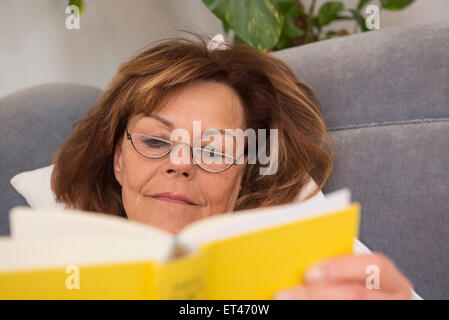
[147,115,174,128]
[145,115,239,138]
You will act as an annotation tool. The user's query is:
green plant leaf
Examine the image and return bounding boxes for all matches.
[317,1,345,27]
[275,30,291,50]
[233,33,247,45]
[284,18,305,37]
[325,30,338,38]
[380,0,414,10]
[349,9,369,32]
[357,0,371,10]
[274,0,304,49]
[282,5,304,38]
[334,15,355,21]
[273,0,296,15]
[222,20,230,35]
[286,4,301,17]
[203,0,283,51]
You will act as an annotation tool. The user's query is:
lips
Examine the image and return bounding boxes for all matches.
[147,192,198,206]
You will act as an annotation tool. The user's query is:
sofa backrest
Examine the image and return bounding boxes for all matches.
[0,83,102,234]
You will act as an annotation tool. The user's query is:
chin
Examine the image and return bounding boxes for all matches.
[128,203,204,233]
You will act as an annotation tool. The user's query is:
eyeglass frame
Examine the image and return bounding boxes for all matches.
[125,127,247,173]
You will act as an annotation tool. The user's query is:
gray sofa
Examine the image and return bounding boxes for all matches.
[1,23,448,299]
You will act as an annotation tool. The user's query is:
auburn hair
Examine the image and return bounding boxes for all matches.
[51,32,334,217]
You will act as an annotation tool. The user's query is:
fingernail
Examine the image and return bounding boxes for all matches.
[274,291,295,300]
[274,287,307,300]
[305,264,324,282]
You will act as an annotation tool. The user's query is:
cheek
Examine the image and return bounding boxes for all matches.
[199,167,244,212]
[121,147,158,195]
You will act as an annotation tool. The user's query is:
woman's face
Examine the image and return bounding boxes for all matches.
[113,81,247,234]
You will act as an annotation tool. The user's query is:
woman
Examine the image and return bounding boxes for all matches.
[51,33,415,299]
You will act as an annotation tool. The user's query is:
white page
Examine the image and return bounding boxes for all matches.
[9,206,175,262]
[178,188,351,250]
[0,236,171,272]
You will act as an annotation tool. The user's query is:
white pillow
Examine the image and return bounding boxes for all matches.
[10,165,324,210]
[296,177,326,202]
[10,165,66,210]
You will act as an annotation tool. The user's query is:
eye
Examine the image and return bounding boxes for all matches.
[141,137,171,149]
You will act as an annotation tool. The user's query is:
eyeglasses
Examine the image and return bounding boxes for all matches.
[125,128,246,173]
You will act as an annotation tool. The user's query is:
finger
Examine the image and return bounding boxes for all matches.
[274,283,412,300]
[303,253,413,292]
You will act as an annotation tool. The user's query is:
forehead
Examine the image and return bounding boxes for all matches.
[133,81,246,132]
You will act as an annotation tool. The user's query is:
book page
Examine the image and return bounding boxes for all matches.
[178,188,350,251]
[0,236,167,272]
[9,206,175,263]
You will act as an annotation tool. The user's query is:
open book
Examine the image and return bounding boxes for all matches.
[0,188,360,299]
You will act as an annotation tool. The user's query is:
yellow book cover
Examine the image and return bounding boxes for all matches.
[0,188,359,299]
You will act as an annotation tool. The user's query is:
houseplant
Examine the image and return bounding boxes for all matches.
[202,0,415,51]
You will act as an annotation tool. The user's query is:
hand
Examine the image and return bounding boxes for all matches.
[274,252,414,300]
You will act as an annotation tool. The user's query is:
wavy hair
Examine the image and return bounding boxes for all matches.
[51,32,334,217]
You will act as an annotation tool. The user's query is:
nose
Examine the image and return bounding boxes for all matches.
[161,143,195,179]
